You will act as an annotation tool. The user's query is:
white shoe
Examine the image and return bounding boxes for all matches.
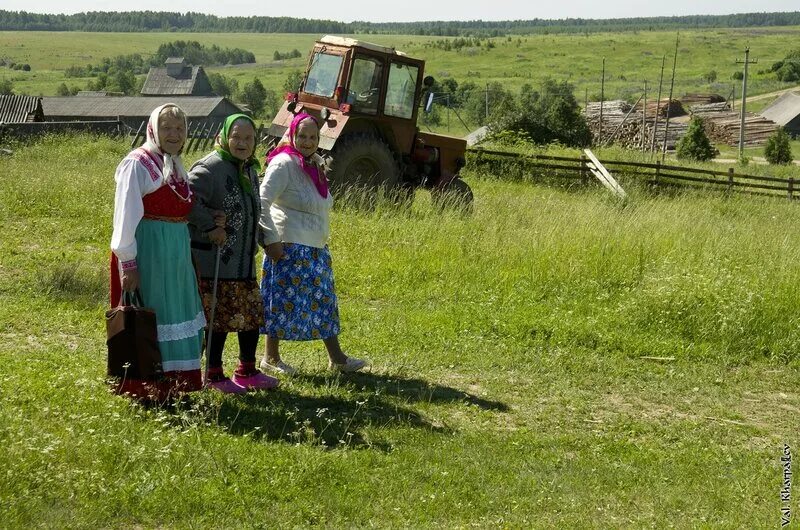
[259,358,297,376]
[329,356,369,373]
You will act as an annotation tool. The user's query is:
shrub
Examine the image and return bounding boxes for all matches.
[487,79,591,147]
[676,117,715,162]
[764,128,794,165]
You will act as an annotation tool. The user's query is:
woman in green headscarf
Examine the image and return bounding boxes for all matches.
[188,113,278,393]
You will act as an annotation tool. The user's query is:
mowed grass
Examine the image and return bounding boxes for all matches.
[1,135,799,527]
[3,28,800,102]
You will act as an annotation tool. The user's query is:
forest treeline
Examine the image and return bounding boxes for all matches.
[1,10,799,35]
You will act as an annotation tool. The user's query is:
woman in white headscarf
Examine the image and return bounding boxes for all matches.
[110,103,207,401]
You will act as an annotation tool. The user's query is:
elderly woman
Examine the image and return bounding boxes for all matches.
[259,112,367,375]
[188,113,278,393]
[110,103,206,400]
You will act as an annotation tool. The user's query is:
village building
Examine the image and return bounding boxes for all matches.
[760,91,800,137]
[140,57,214,96]
[41,95,243,129]
[0,95,44,124]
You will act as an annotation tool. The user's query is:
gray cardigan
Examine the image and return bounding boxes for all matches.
[187,151,263,281]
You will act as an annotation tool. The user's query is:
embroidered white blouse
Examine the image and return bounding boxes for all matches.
[110,154,166,264]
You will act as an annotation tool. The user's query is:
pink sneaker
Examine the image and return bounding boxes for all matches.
[205,377,247,395]
[232,371,280,391]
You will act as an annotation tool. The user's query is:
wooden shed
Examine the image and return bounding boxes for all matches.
[141,57,214,96]
[0,95,44,123]
[41,96,243,129]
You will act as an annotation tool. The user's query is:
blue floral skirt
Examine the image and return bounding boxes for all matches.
[260,243,340,341]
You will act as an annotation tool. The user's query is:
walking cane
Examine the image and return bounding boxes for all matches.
[203,244,222,382]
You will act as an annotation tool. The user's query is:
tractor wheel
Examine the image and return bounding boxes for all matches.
[431,178,474,214]
[327,133,401,204]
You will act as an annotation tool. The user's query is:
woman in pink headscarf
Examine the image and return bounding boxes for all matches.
[258,113,367,375]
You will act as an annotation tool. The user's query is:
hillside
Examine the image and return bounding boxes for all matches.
[0,135,798,526]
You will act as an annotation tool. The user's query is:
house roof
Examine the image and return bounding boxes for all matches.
[0,95,43,124]
[760,91,800,126]
[41,96,240,119]
[141,65,213,96]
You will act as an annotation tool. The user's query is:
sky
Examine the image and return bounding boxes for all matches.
[3,1,799,23]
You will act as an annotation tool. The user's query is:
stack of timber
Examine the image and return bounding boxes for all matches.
[689,102,731,114]
[584,99,688,150]
[635,98,685,118]
[697,111,778,146]
[679,93,725,106]
[583,100,631,117]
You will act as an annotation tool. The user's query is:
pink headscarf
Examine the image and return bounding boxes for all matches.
[267,113,328,198]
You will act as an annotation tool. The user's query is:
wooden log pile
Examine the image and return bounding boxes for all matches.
[697,111,778,147]
[689,102,731,115]
[635,98,685,118]
[584,99,689,150]
[679,93,725,106]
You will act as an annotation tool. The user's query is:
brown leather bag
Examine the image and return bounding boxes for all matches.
[106,290,163,381]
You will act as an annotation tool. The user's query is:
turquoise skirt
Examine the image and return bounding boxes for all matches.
[136,219,205,373]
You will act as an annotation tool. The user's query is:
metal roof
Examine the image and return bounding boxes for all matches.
[41,96,240,119]
[0,95,43,124]
[140,65,214,96]
[760,91,800,126]
[319,35,407,57]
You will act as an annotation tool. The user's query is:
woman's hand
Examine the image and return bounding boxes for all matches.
[266,242,284,261]
[212,210,226,228]
[208,227,227,246]
[121,269,140,292]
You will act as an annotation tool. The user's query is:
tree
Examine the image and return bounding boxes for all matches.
[676,117,715,161]
[769,49,800,82]
[764,127,794,165]
[208,72,238,98]
[283,70,304,94]
[56,82,71,96]
[0,78,13,95]
[702,70,717,83]
[240,77,268,116]
[487,79,591,147]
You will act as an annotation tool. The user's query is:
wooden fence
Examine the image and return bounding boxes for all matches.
[467,148,799,200]
[128,119,266,153]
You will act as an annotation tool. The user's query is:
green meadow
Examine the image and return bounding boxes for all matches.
[2,27,800,105]
[0,135,798,527]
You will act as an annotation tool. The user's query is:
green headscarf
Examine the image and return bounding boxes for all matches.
[214,113,261,193]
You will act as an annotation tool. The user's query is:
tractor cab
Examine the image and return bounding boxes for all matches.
[266,35,471,207]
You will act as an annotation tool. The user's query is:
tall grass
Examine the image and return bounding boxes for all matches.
[1,135,798,527]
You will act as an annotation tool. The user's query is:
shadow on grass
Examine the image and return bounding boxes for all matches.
[297,371,509,412]
[168,372,508,451]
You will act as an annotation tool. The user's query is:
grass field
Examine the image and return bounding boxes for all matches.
[2,27,800,104]
[1,135,799,527]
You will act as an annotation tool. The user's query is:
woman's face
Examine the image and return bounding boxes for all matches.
[294,119,319,158]
[158,113,186,155]
[228,120,256,161]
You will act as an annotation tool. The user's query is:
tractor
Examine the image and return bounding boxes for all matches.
[264,35,472,207]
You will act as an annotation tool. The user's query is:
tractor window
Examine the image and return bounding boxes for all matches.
[304,52,343,98]
[385,62,419,119]
[347,56,384,115]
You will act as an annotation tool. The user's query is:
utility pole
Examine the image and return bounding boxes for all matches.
[485,83,489,122]
[642,80,648,151]
[599,57,605,145]
[737,47,757,159]
[650,55,666,156]
[661,33,679,161]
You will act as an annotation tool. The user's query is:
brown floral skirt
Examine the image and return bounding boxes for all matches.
[199,279,264,332]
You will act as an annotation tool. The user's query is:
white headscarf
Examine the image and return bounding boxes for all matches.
[143,103,189,185]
